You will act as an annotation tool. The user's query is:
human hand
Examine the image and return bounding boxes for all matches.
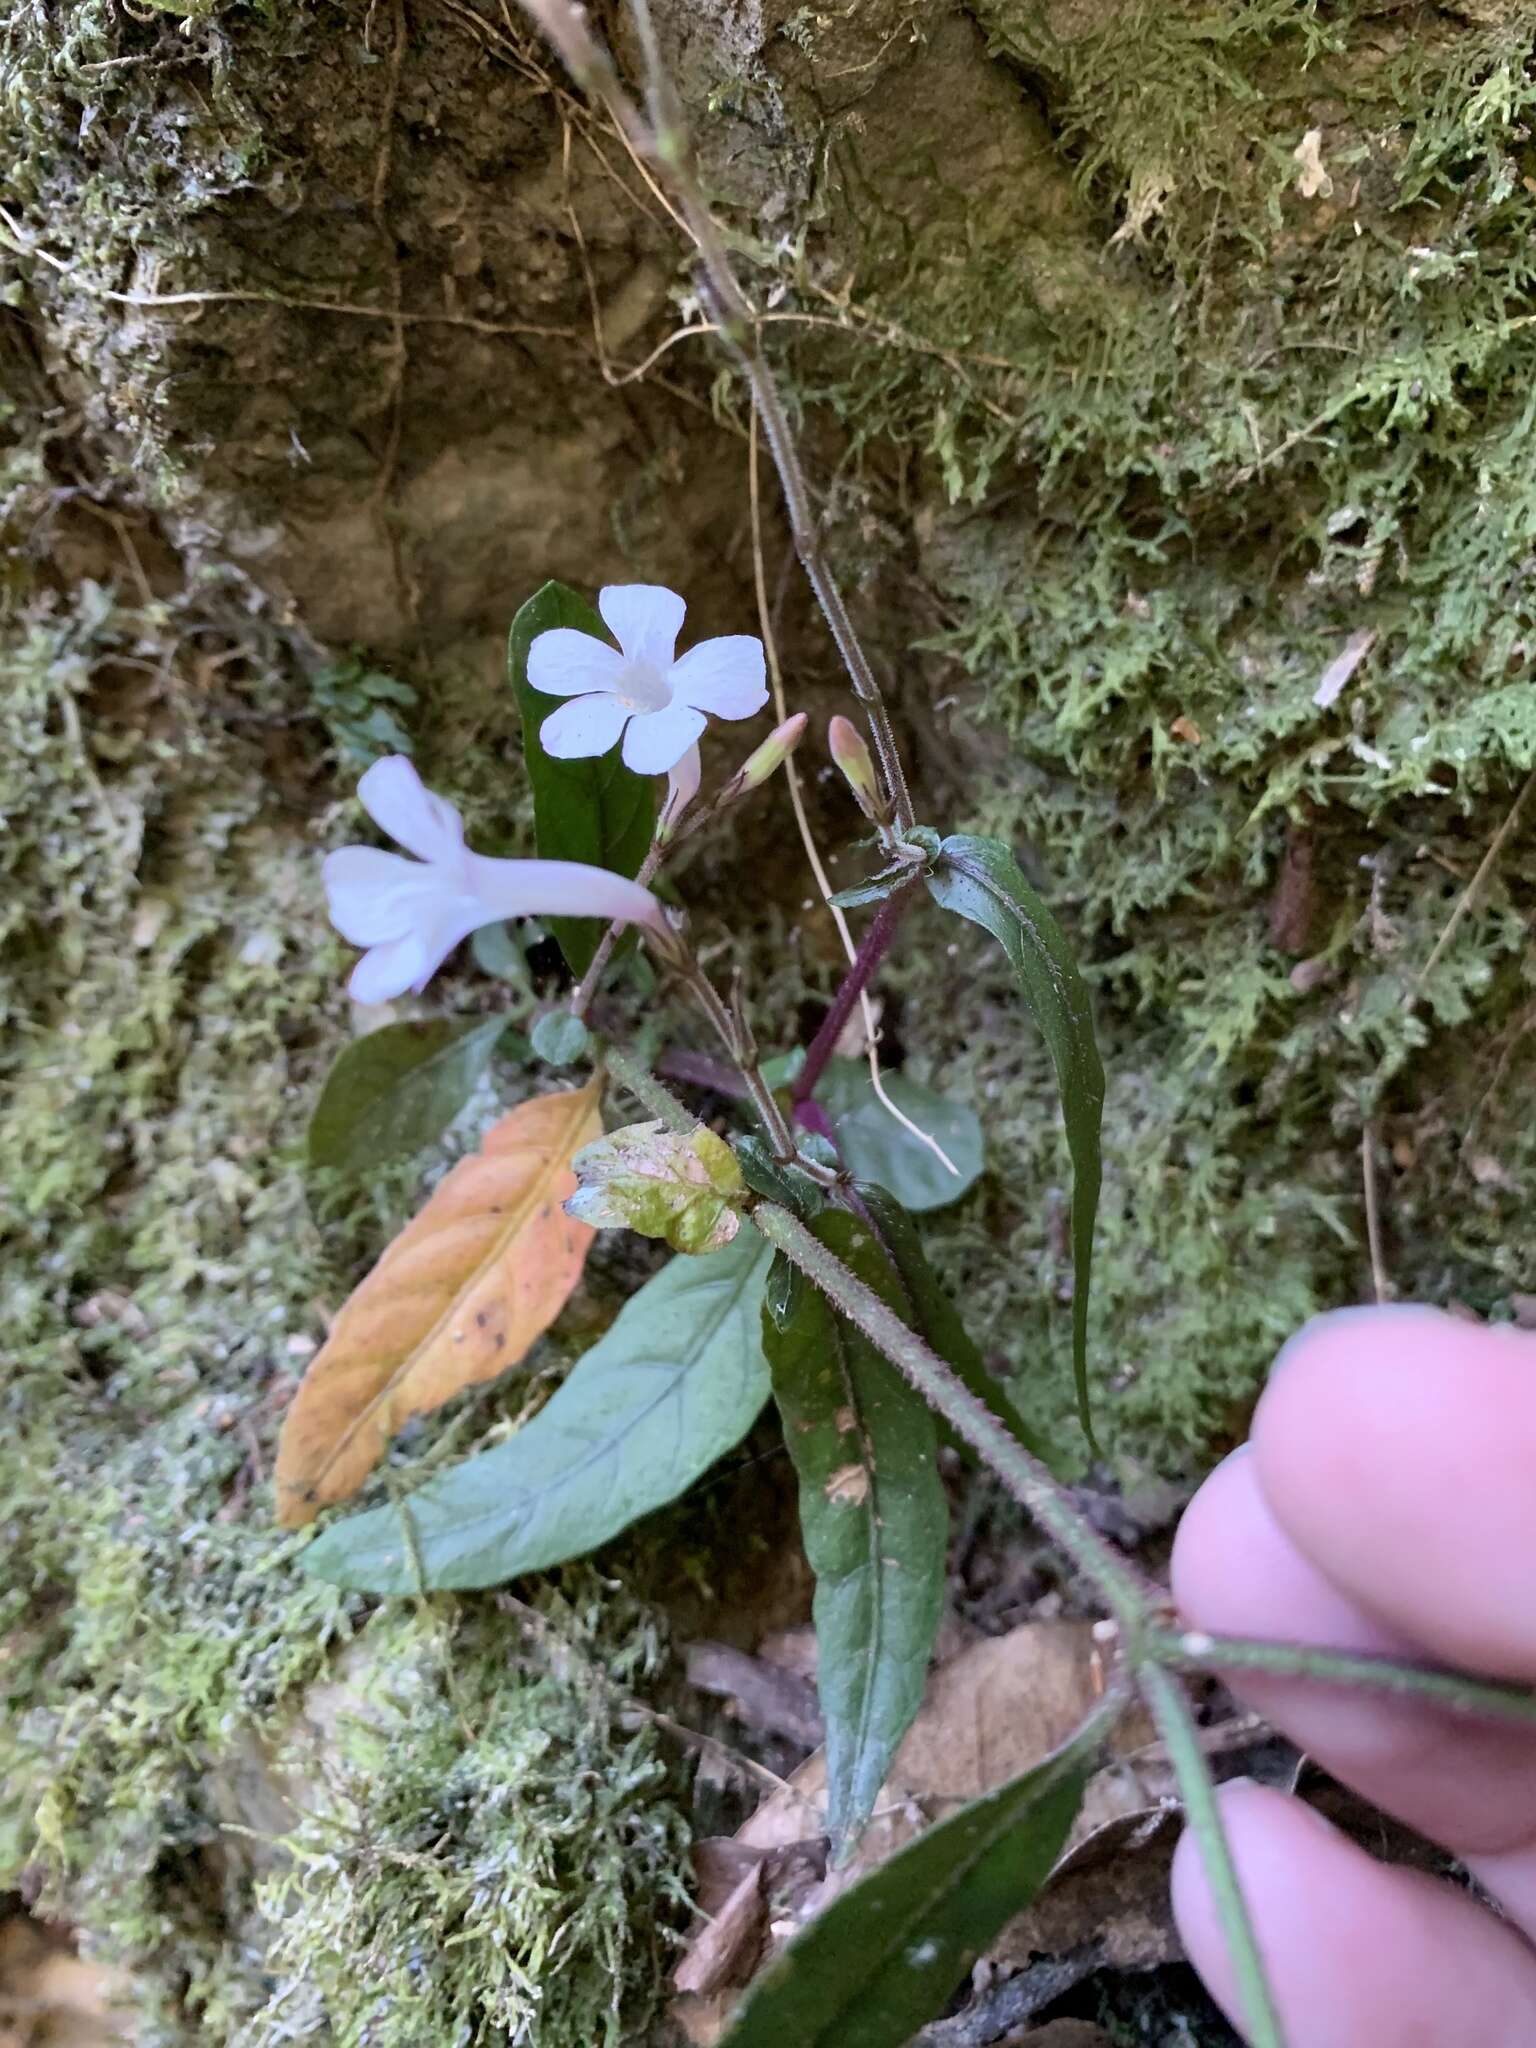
[1170,1306,1536,2045]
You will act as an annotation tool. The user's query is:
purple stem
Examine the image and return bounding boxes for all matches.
[656,1048,751,1097]
[793,882,917,1109]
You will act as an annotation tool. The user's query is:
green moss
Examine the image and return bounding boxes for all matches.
[756,0,1536,1457]
[248,1592,688,2047]
[0,566,684,2041]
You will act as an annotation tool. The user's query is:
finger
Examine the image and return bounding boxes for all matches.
[1253,1305,1536,1681]
[1172,1782,1536,2048]
[1172,1444,1536,1863]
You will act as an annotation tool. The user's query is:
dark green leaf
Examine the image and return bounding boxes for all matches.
[306,1017,506,1176]
[304,1224,773,1591]
[763,1250,804,1331]
[763,1210,947,1854]
[815,1059,984,1211]
[925,834,1104,1446]
[507,581,656,976]
[826,875,907,912]
[717,1727,1096,2048]
[734,1135,824,1220]
[855,1184,1053,1464]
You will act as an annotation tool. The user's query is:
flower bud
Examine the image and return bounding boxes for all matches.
[656,742,702,845]
[828,714,886,822]
[722,712,808,803]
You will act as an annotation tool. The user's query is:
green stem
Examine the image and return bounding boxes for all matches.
[1140,1663,1288,2048]
[1151,1628,1536,1724]
[751,1200,1153,1628]
[601,1045,698,1136]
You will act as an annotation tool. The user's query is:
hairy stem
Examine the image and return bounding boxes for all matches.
[1140,1664,1288,2048]
[514,0,914,833]
[751,1200,1155,1627]
[601,1045,698,1136]
[794,882,917,1108]
[695,273,914,833]
[1152,1629,1536,1724]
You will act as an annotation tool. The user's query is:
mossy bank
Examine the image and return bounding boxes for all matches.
[3,0,1535,2038]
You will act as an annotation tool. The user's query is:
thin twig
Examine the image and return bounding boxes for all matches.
[748,412,955,1175]
[1360,1119,1389,1305]
[570,841,664,1020]
[1413,767,1536,995]
[368,0,412,613]
[511,0,915,834]
[0,204,569,334]
[794,882,917,1105]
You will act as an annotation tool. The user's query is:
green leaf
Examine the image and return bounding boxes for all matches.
[763,1211,947,1855]
[855,1184,1053,1465]
[757,1047,807,1091]
[304,1224,774,1591]
[568,1120,746,1254]
[471,919,533,986]
[815,1059,984,1211]
[306,1017,506,1176]
[530,1009,591,1066]
[734,1135,824,1220]
[925,834,1104,1446]
[507,581,656,976]
[718,1726,1096,2048]
[826,875,907,912]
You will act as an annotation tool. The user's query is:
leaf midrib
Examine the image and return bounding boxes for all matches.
[311,1081,597,1489]
[401,1240,766,1561]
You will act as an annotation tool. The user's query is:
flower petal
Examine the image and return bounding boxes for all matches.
[539,692,630,758]
[599,584,686,667]
[527,627,626,699]
[356,755,466,862]
[323,845,447,946]
[669,635,769,720]
[621,701,707,775]
[347,933,433,1004]
[465,853,669,935]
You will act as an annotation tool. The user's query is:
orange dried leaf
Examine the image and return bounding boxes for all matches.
[275,1078,602,1526]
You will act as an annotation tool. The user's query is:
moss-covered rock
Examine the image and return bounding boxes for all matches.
[4,0,1536,2036]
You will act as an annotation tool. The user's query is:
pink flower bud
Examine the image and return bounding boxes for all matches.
[725,711,808,799]
[828,714,885,821]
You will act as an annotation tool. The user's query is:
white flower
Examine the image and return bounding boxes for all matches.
[323,756,666,1003]
[528,584,768,775]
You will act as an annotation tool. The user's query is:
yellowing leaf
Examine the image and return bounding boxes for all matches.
[567,1119,745,1253]
[275,1079,602,1527]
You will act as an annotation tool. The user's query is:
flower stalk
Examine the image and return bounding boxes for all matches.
[793,880,918,1116]
[513,0,914,837]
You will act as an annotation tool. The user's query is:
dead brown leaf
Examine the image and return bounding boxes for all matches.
[0,1915,131,2048]
[671,1620,1158,2037]
[275,1080,602,1524]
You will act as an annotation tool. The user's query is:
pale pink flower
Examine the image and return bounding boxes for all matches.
[324,756,665,1002]
[528,583,767,775]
